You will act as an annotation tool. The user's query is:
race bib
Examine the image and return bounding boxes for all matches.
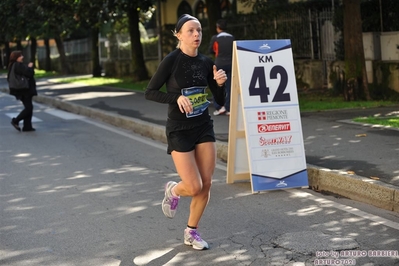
[181,86,210,118]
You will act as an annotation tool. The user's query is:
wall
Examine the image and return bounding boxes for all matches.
[294,60,325,90]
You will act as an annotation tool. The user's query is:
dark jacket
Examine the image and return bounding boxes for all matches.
[208,31,235,69]
[7,62,37,99]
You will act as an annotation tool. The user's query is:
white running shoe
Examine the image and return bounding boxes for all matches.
[213,106,226,116]
[162,181,180,218]
[184,228,209,250]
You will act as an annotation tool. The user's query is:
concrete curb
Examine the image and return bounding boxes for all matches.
[2,88,398,213]
[307,165,398,212]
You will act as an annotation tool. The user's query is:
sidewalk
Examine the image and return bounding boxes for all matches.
[1,74,398,212]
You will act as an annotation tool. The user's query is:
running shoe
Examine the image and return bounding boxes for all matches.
[184,228,209,250]
[213,106,226,116]
[162,181,179,218]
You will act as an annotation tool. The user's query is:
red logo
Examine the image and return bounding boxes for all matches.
[259,136,293,146]
[257,122,291,133]
[257,111,267,120]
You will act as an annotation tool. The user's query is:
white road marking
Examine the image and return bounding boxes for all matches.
[5,113,42,122]
[44,109,85,120]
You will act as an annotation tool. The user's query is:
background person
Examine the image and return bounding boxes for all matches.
[7,50,37,132]
[208,19,234,116]
[145,14,227,250]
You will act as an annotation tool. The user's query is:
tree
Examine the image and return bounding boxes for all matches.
[0,0,25,65]
[74,0,107,77]
[343,0,370,100]
[29,0,78,74]
[126,3,149,81]
[108,0,155,81]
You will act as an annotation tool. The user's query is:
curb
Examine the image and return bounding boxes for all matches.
[2,88,398,213]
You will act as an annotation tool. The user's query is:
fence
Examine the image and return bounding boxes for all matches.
[37,38,90,63]
[229,8,336,61]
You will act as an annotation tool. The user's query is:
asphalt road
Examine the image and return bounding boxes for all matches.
[1,89,399,266]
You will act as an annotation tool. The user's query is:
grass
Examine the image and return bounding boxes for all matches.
[52,76,149,91]
[0,68,58,79]
[353,116,399,128]
[298,94,397,111]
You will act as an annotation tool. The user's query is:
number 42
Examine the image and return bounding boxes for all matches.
[248,65,291,103]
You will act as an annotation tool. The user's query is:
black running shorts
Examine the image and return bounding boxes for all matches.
[166,119,215,154]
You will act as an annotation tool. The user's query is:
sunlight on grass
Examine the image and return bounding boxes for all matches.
[56,77,125,85]
[353,116,399,128]
[52,76,149,91]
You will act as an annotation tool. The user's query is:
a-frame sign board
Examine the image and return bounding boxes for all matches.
[226,40,309,193]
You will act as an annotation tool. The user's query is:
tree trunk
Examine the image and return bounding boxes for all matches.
[127,5,149,81]
[16,40,23,51]
[54,35,70,75]
[4,41,11,68]
[44,38,52,71]
[206,0,222,37]
[29,37,37,68]
[91,28,102,77]
[343,0,371,100]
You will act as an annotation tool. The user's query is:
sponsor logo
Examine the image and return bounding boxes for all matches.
[276,181,288,188]
[257,111,267,120]
[259,43,271,50]
[261,149,271,158]
[257,110,288,121]
[258,122,290,133]
[259,135,292,146]
[261,147,295,158]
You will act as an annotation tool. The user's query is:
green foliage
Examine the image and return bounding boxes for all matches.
[142,37,159,59]
[361,0,399,32]
[367,63,399,101]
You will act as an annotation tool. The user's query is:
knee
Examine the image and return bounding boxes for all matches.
[186,183,203,196]
[202,180,212,192]
[194,180,212,196]
[187,181,211,196]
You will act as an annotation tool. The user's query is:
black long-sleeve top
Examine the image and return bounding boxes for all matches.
[7,62,37,98]
[145,49,225,125]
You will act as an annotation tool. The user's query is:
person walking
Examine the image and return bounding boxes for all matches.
[145,14,227,250]
[208,19,234,116]
[7,50,37,132]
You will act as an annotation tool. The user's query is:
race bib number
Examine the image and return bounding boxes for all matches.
[181,86,210,118]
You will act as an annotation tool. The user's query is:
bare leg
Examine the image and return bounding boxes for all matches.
[171,142,216,227]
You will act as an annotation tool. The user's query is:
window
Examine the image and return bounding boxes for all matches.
[195,1,207,20]
[177,0,192,19]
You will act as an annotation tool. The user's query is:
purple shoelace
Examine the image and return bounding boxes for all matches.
[170,197,179,210]
[189,230,202,241]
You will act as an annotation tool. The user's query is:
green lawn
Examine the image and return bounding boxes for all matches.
[51,76,149,91]
[353,116,399,129]
[297,90,397,112]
